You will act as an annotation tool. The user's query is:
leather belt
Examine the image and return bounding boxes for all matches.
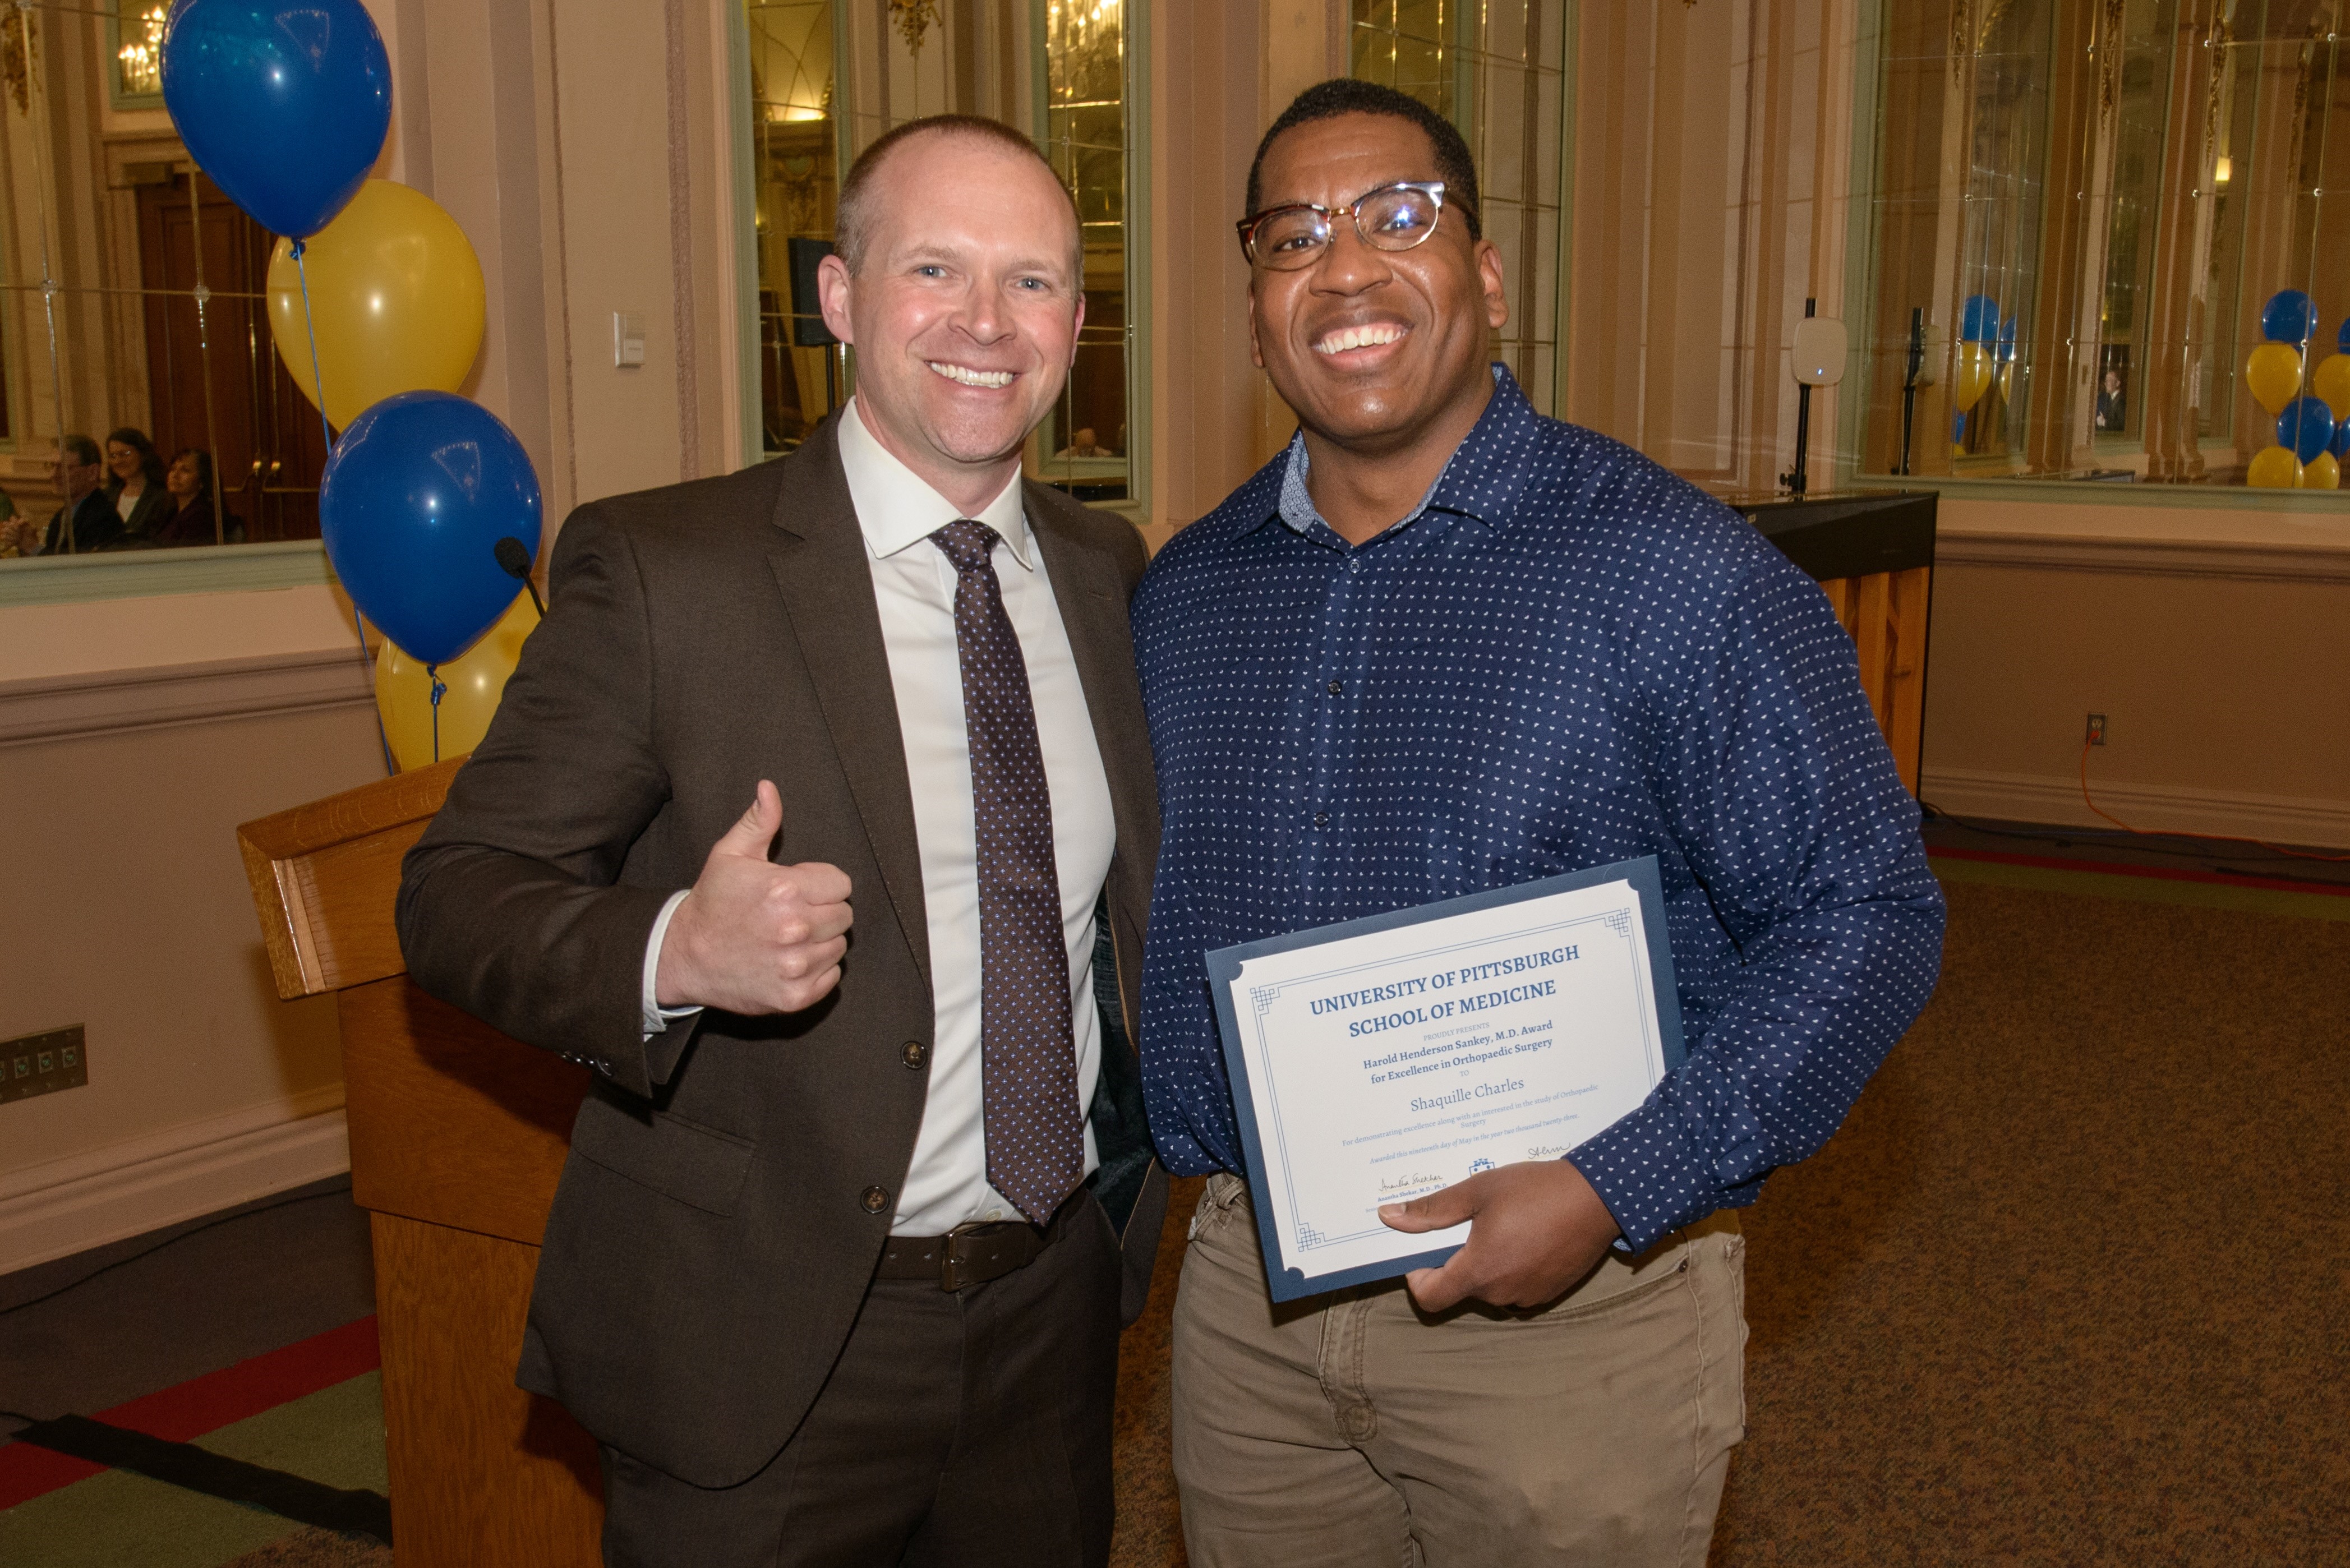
[876,1188,1089,1292]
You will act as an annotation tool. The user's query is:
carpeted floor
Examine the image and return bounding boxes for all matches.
[10,863,2342,1564]
[1105,871,2350,1566]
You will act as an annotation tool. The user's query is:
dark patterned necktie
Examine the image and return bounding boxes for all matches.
[932,519,1082,1224]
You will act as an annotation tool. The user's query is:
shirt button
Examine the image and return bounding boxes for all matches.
[1313,811,1330,828]
[901,1040,928,1070]
[860,1186,890,1214]
[1326,680,1344,695]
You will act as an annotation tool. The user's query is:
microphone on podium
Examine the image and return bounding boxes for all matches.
[495,537,545,619]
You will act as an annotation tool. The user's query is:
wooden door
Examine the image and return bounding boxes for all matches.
[135,174,328,542]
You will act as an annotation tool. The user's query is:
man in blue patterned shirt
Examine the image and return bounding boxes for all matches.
[1132,80,1946,1566]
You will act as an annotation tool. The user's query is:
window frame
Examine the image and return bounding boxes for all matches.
[1836,1,2350,514]
[107,2,169,114]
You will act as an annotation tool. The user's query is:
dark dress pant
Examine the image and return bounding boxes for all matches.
[598,1193,1122,1568]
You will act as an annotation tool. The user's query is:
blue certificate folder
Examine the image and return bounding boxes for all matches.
[1205,856,1687,1303]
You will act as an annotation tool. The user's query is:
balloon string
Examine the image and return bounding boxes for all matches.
[292,241,337,458]
[303,239,395,773]
[427,665,446,764]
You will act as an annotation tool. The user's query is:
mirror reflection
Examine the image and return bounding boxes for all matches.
[1862,0,2350,486]
[0,1,325,561]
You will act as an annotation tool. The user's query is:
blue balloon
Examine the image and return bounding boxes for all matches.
[2339,317,2350,357]
[2277,395,2335,463]
[2334,418,2350,460]
[2261,288,2317,345]
[1961,294,1999,345]
[162,0,391,238]
[322,393,542,666]
[1996,315,2019,363]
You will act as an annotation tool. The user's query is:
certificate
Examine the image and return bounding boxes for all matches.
[1206,857,1685,1302]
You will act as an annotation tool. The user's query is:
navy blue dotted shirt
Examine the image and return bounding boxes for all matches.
[1130,367,1946,1252]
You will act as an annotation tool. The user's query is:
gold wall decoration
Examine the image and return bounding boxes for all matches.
[890,0,941,54]
[4,5,37,116]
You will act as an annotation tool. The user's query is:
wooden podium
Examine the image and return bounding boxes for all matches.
[238,758,605,1564]
[1730,490,1937,794]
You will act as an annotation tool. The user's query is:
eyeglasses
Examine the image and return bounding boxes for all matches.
[1235,182,1459,270]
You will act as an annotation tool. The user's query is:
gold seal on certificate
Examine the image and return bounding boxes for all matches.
[1206,857,1686,1302]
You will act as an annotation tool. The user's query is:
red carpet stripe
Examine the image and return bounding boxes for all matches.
[1928,845,2350,897]
[0,1315,379,1510]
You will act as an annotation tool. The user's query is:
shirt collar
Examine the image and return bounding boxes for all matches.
[838,395,1035,569]
[1257,363,1536,542]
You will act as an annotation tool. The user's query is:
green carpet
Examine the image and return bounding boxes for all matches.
[0,1375,388,1568]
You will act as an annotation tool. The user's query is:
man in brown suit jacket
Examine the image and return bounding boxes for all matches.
[396,116,1165,1567]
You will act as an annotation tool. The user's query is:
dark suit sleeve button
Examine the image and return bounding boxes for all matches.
[861,1186,891,1214]
[902,1041,928,1069]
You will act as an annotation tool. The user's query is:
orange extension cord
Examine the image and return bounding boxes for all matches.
[2077,739,2350,863]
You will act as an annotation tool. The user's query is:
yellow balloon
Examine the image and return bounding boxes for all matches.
[2246,444,2304,488]
[269,180,486,431]
[2312,354,2350,422]
[2302,450,2340,489]
[1952,342,1993,412]
[374,593,537,771]
[2245,342,2304,416]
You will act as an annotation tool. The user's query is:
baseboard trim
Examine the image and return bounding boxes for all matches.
[0,1087,351,1275]
[1920,767,2350,850]
[0,648,374,749]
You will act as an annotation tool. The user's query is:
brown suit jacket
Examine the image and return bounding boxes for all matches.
[395,417,1167,1488]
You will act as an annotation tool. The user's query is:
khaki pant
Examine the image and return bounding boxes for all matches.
[1171,1173,1746,1568]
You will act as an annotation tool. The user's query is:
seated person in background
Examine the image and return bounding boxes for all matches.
[42,436,120,555]
[0,489,34,559]
[1055,426,1112,458]
[103,427,173,545]
[150,448,242,547]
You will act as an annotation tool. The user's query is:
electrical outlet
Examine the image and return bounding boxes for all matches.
[2086,713,2108,746]
[1,1026,88,1105]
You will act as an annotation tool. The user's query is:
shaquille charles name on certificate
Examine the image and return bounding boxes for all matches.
[1207,857,1688,1301]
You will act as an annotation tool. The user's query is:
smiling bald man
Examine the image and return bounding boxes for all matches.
[399,115,1166,1568]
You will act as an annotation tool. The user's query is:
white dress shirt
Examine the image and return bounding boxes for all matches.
[644,396,1116,1235]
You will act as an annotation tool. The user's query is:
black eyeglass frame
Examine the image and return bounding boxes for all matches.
[1233,181,1466,269]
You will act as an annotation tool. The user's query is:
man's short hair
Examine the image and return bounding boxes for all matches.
[59,433,99,467]
[1246,79,1482,242]
[834,114,1081,280]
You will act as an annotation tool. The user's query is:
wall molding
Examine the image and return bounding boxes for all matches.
[0,1086,351,1275]
[1934,530,2350,585]
[1920,766,2350,850]
[0,647,375,749]
[0,541,336,609]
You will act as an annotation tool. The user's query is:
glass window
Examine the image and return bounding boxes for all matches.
[1350,0,1566,414]
[0,1,324,565]
[1856,0,2350,487]
[744,1,843,456]
[1949,0,2054,468]
[111,2,167,108]
[739,0,1143,510]
[1038,0,1130,503]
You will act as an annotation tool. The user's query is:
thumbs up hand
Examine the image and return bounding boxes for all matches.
[654,781,853,1015]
